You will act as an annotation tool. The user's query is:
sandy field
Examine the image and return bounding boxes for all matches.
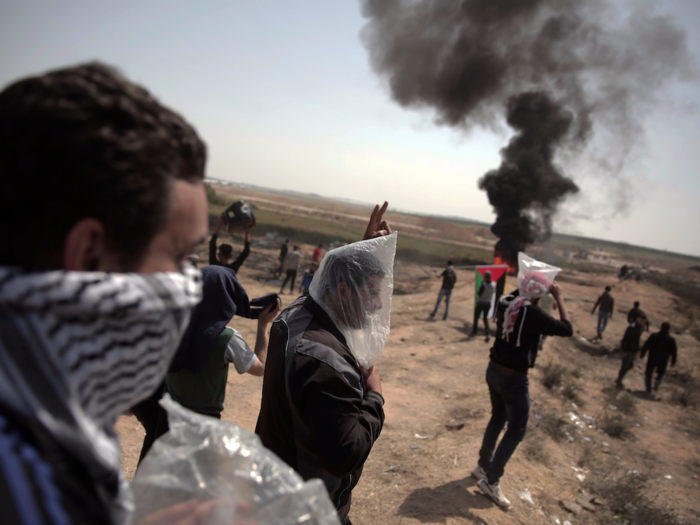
[117,229,700,525]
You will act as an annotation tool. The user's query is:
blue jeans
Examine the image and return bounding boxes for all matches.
[431,288,452,319]
[478,362,530,484]
[597,311,610,334]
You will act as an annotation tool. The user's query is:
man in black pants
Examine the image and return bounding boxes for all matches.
[429,261,457,320]
[472,275,572,508]
[640,321,677,393]
[209,214,254,273]
[615,312,648,389]
[591,285,614,342]
[471,270,495,341]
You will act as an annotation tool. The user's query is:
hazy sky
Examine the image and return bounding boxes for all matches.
[2,1,699,256]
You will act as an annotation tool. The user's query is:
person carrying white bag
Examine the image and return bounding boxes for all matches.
[472,253,573,508]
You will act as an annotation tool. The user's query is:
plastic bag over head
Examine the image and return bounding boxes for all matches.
[130,395,341,525]
[517,252,561,297]
[502,253,561,342]
[309,232,397,369]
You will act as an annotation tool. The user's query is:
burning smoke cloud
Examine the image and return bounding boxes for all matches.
[360,0,695,264]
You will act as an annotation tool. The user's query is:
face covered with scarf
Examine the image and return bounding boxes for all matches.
[0,179,209,523]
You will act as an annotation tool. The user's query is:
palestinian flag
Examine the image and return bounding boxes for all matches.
[475,266,508,319]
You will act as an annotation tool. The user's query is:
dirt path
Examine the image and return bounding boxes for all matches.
[117,243,700,524]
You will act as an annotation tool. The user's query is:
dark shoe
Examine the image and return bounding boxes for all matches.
[484,336,490,343]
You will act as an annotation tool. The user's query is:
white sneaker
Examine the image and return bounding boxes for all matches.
[471,465,487,480]
[478,477,511,508]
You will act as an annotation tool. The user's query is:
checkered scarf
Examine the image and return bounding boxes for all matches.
[0,265,202,524]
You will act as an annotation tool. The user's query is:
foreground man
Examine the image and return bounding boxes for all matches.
[256,204,391,525]
[0,63,209,524]
[472,273,573,508]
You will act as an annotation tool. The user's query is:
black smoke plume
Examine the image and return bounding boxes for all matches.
[361,0,695,264]
[480,91,579,265]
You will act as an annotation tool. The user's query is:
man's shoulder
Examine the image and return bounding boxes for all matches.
[525,302,549,320]
[281,300,358,380]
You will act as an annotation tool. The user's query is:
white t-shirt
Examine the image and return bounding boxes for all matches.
[224,328,257,374]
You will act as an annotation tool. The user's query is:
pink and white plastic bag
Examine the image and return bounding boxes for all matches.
[502,253,561,341]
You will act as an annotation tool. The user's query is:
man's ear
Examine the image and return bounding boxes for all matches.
[336,281,350,301]
[62,218,112,271]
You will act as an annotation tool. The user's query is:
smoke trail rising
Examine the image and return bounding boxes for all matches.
[361,0,695,262]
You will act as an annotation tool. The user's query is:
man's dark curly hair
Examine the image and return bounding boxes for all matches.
[0,62,207,270]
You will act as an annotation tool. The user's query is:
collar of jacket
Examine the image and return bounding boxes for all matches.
[302,295,348,348]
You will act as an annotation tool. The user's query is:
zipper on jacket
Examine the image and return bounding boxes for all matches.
[336,473,352,507]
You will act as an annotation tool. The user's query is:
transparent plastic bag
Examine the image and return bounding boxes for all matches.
[130,396,341,525]
[517,252,561,293]
[309,232,397,369]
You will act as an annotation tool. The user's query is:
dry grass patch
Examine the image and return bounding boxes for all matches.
[542,362,567,390]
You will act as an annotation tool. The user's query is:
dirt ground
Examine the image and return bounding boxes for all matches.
[117,235,700,525]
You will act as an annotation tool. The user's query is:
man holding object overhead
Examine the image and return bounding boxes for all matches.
[472,273,573,508]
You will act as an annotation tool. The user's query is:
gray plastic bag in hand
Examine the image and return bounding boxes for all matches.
[129,396,341,525]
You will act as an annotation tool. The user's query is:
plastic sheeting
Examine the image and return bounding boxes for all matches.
[309,232,397,369]
[517,252,561,290]
[130,396,341,525]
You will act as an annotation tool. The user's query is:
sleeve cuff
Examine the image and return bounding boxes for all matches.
[366,390,385,406]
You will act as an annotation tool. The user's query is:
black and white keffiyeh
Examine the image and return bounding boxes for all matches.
[0,265,202,524]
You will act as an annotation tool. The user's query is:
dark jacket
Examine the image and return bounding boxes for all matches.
[255,296,385,523]
[627,306,644,324]
[209,234,250,273]
[592,291,614,314]
[620,323,645,355]
[490,291,573,372]
[640,331,677,365]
